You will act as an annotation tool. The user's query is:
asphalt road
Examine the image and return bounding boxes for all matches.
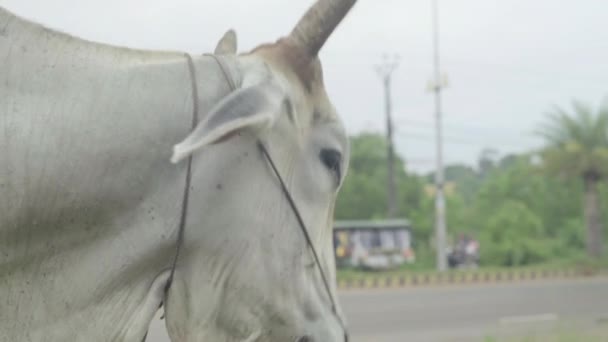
[341,277,608,341]
[146,278,608,341]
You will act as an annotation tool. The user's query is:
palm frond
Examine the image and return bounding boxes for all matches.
[536,97,608,179]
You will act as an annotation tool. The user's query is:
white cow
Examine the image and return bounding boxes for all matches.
[0,1,357,341]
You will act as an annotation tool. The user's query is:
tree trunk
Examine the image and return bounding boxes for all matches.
[583,176,603,258]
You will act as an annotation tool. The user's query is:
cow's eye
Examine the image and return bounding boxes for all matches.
[319,148,342,181]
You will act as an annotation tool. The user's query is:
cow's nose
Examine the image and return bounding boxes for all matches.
[296,336,312,342]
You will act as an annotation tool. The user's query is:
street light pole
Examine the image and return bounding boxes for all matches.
[375,54,400,218]
[430,0,448,272]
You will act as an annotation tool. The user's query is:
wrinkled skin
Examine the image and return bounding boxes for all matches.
[164,40,351,342]
[1,5,350,342]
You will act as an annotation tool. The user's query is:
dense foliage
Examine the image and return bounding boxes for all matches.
[335,133,426,221]
[335,117,607,267]
[535,99,608,257]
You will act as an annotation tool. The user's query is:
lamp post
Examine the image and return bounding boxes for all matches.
[428,0,449,272]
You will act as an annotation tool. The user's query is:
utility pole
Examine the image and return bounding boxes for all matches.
[375,54,400,218]
[428,0,449,272]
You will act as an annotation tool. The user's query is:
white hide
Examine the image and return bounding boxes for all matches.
[0,5,349,342]
[0,6,233,341]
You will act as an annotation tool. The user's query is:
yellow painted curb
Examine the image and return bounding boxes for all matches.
[337,268,607,289]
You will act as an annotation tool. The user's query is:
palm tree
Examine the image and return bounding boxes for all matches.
[535,98,608,258]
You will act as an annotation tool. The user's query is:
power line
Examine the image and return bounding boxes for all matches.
[391,115,542,144]
[394,132,527,149]
[394,117,525,133]
[348,124,541,150]
[440,57,608,85]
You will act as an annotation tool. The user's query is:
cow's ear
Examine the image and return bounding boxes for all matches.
[170,80,285,164]
[214,29,237,55]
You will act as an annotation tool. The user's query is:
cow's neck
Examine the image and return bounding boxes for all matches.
[0,7,238,340]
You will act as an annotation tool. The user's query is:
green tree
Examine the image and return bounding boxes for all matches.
[478,148,499,180]
[426,164,481,203]
[467,155,584,265]
[474,155,581,235]
[479,200,551,266]
[335,133,425,221]
[535,98,608,258]
[409,190,469,250]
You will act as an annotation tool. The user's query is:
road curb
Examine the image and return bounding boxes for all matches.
[337,267,608,289]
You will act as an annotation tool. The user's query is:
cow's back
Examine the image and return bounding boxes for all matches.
[0,6,193,220]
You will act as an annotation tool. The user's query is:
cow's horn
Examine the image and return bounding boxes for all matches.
[288,0,357,57]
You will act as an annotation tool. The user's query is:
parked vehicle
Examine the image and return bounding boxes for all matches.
[333,219,415,270]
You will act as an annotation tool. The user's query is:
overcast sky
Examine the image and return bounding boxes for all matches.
[2,0,607,173]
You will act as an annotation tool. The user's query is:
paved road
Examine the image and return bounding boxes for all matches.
[340,278,608,341]
[146,278,608,341]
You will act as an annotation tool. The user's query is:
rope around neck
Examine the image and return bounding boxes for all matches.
[162,52,199,301]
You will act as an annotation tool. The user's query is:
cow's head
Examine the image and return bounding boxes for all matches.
[164,1,356,341]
